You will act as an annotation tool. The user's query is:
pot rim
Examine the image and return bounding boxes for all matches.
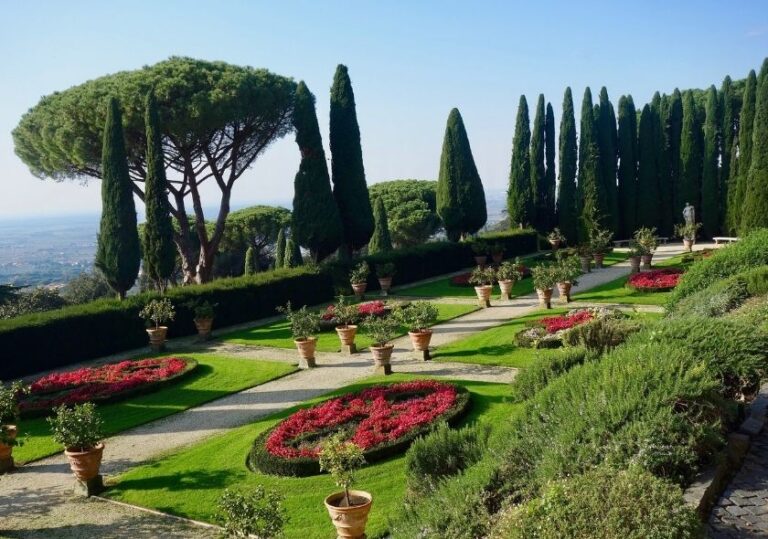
[335,324,358,331]
[146,326,168,333]
[408,329,433,336]
[64,441,104,456]
[324,489,373,510]
[294,336,318,344]
[370,343,394,351]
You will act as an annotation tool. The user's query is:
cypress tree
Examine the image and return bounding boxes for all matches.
[664,89,684,223]
[652,92,673,235]
[720,76,735,232]
[436,108,487,240]
[617,95,638,238]
[544,102,557,231]
[244,246,255,276]
[141,91,176,293]
[292,81,343,262]
[557,87,578,241]
[329,65,374,254]
[95,97,140,300]
[507,95,532,228]
[701,85,720,237]
[636,104,661,229]
[284,238,302,268]
[530,94,546,231]
[733,70,757,234]
[577,87,602,241]
[274,228,286,269]
[680,91,703,220]
[368,196,393,254]
[596,87,618,233]
[741,59,768,231]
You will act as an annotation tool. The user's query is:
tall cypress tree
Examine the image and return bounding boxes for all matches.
[596,87,618,233]
[284,237,302,268]
[652,92,673,235]
[244,246,255,276]
[274,228,286,269]
[665,89,684,222]
[436,108,487,240]
[701,85,720,237]
[329,65,374,254]
[141,91,176,293]
[292,81,343,262]
[741,59,768,232]
[577,87,602,241]
[680,90,703,219]
[507,95,532,228]
[557,87,578,242]
[720,76,735,232]
[544,102,557,231]
[368,196,393,254]
[95,97,140,300]
[617,95,638,237]
[732,70,757,234]
[530,95,546,231]
[636,104,661,229]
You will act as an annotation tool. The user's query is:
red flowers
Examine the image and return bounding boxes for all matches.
[628,268,684,292]
[265,381,459,460]
[539,310,594,334]
[19,357,194,414]
[321,301,386,321]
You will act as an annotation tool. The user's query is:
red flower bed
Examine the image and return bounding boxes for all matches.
[321,301,387,321]
[539,310,594,333]
[19,357,196,415]
[628,268,684,292]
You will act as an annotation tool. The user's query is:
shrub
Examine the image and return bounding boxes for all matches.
[61,270,114,304]
[491,465,701,539]
[361,312,400,346]
[0,287,69,319]
[139,298,175,329]
[319,433,366,506]
[671,275,750,318]
[510,348,589,402]
[216,486,287,538]
[397,301,439,332]
[48,402,104,451]
[728,295,768,333]
[276,301,319,340]
[562,317,643,354]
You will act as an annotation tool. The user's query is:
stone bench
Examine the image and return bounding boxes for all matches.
[712,236,739,245]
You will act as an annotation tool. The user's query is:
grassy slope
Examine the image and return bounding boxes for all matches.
[221,303,477,351]
[13,354,296,464]
[105,375,515,539]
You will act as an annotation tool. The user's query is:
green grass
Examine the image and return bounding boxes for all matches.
[395,251,630,298]
[220,303,478,351]
[105,375,516,539]
[13,354,296,464]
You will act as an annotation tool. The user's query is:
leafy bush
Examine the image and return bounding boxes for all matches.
[48,402,104,451]
[361,312,401,345]
[397,301,439,332]
[139,298,176,328]
[0,287,69,319]
[671,274,750,318]
[216,486,287,538]
[728,294,768,333]
[276,301,319,340]
[491,465,701,539]
[510,348,589,402]
[61,270,114,304]
[562,317,643,354]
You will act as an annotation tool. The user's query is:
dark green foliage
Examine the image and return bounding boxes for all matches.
[215,206,291,276]
[510,347,588,402]
[436,108,487,240]
[291,81,343,262]
[596,87,618,233]
[329,65,374,252]
[577,88,603,241]
[530,95,546,231]
[142,91,176,291]
[720,77,736,233]
[274,228,286,269]
[679,91,703,217]
[367,180,440,247]
[652,93,674,236]
[0,288,69,320]
[508,96,533,228]
[284,238,302,268]
[94,97,140,299]
[671,274,749,318]
[636,104,660,228]
[741,59,768,232]
[61,270,113,305]
[617,95,638,237]
[368,197,393,254]
[557,88,579,241]
[733,71,757,233]
[664,89,684,226]
[562,317,643,355]
[244,246,255,276]
[701,85,720,237]
[544,102,557,232]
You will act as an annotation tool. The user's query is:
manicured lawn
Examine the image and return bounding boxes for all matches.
[220,303,477,351]
[13,354,296,464]
[105,375,516,539]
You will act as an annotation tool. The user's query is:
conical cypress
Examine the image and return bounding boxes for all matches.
[557,88,578,241]
[741,59,768,231]
[329,65,374,253]
[292,81,343,262]
[284,238,302,268]
[701,85,720,237]
[274,228,286,269]
[95,97,140,300]
[652,92,673,235]
[664,89,684,222]
[720,76,735,232]
[596,87,618,233]
[544,102,557,231]
[142,91,176,292]
[436,108,487,240]
[577,87,602,241]
[636,104,661,229]
[733,70,757,234]
[244,246,255,276]
[368,197,393,254]
[617,95,638,238]
[508,95,532,228]
[680,91,703,220]
[530,95,546,230]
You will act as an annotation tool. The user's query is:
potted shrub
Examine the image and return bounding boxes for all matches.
[490,243,504,265]
[48,402,105,495]
[333,295,360,354]
[675,222,702,253]
[468,266,495,308]
[185,300,217,340]
[553,254,581,303]
[398,301,439,358]
[589,227,613,269]
[575,244,593,273]
[471,241,488,267]
[628,241,644,273]
[349,262,370,300]
[547,228,566,250]
[0,381,27,473]
[634,227,658,269]
[531,264,558,309]
[277,301,320,369]
[140,298,175,351]
[376,263,395,296]
[320,434,371,539]
[361,312,400,375]
[497,259,523,300]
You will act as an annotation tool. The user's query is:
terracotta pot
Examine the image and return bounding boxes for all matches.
[536,288,553,309]
[294,337,317,368]
[474,285,492,307]
[498,279,515,300]
[324,490,373,539]
[65,443,104,482]
[194,317,213,340]
[629,256,641,273]
[146,326,168,351]
[593,252,605,269]
[579,255,591,273]
[335,325,358,346]
[371,344,394,375]
[408,329,433,351]
[557,282,572,303]
[0,425,17,462]
[641,253,654,270]
[377,277,393,296]
[549,239,561,250]
[474,255,487,267]
[491,253,503,265]
[351,282,367,299]
[683,238,694,252]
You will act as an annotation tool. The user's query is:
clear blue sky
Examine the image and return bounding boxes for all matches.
[0,0,765,217]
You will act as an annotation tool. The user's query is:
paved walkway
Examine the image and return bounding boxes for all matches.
[0,243,696,538]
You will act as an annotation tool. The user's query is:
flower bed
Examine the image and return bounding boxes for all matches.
[539,310,594,333]
[19,357,197,416]
[515,308,623,349]
[248,380,471,476]
[627,268,684,292]
[321,300,387,322]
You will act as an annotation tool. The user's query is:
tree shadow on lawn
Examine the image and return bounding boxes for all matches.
[108,467,238,495]
[433,343,520,359]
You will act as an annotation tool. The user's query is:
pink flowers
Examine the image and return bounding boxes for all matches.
[321,301,386,321]
[628,268,684,292]
[265,381,459,460]
[539,310,594,333]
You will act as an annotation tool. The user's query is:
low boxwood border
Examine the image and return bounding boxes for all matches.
[247,384,471,477]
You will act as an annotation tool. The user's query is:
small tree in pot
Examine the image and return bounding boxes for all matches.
[375,263,395,296]
[349,262,370,300]
[140,298,176,351]
[471,240,488,267]
[627,241,644,273]
[185,300,217,341]
[277,301,320,369]
[48,402,105,496]
[0,381,27,473]
[333,295,360,355]
[496,259,523,300]
[552,254,581,303]
[634,227,658,269]
[547,228,566,250]
[468,265,496,308]
[674,222,702,253]
[398,301,439,359]
[531,263,558,309]
[589,227,613,268]
[361,312,400,375]
[320,434,370,539]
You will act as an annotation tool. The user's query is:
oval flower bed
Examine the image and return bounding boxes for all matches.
[515,308,623,349]
[627,268,684,292]
[248,380,471,476]
[19,357,198,416]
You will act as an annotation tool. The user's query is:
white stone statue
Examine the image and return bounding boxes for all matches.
[683,203,695,226]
